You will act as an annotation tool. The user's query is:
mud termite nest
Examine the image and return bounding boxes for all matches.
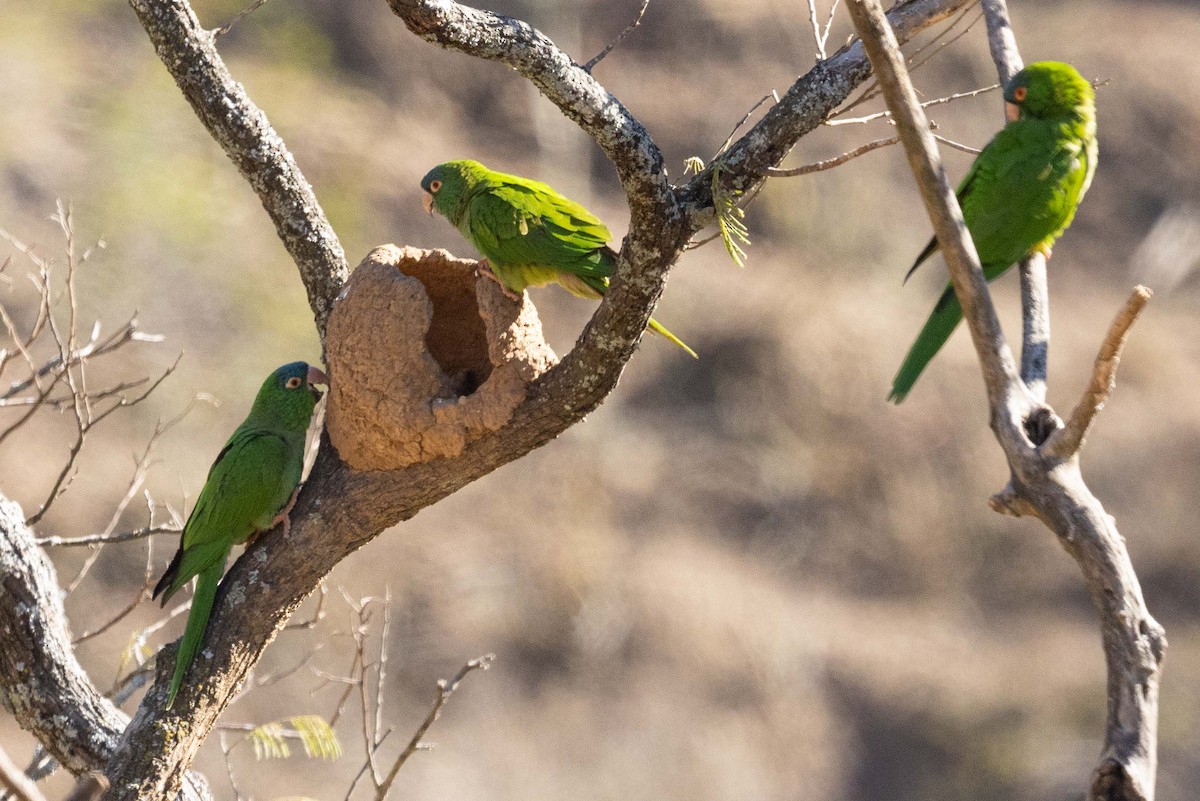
[325,245,557,471]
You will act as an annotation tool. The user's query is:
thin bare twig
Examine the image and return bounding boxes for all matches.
[934,133,981,154]
[374,588,392,756]
[218,732,246,801]
[212,0,273,37]
[28,355,180,528]
[835,5,981,116]
[829,82,1000,125]
[583,0,650,72]
[374,655,495,801]
[0,746,47,801]
[806,0,841,61]
[37,525,178,548]
[767,135,898,176]
[283,582,328,631]
[1046,287,1152,459]
[72,529,155,645]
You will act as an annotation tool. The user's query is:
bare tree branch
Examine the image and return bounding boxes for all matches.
[0,496,211,800]
[1046,286,1152,459]
[767,135,899,177]
[846,2,1166,800]
[37,525,178,548]
[977,0,1054,399]
[127,0,349,341]
[0,746,47,801]
[676,0,975,228]
[582,0,650,72]
[375,655,494,801]
[90,0,1014,796]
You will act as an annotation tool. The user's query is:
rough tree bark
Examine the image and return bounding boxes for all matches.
[845,2,1166,800]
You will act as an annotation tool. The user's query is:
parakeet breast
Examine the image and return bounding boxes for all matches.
[490,263,563,294]
[965,118,1095,268]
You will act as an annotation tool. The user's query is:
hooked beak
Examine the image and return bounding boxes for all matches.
[307,366,329,401]
[422,191,434,216]
[1005,101,1020,123]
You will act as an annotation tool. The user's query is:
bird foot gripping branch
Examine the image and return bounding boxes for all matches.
[324,245,558,471]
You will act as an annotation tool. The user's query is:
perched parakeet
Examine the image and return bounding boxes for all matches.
[152,361,326,707]
[889,61,1097,403]
[419,159,697,358]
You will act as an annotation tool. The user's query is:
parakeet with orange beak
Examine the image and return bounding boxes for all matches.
[420,159,696,358]
[153,361,326,707]
[890,61,1097,403]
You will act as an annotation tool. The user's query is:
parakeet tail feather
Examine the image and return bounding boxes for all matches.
[888,286,962,404]
[167,559,224,708]
[647,318,698,359]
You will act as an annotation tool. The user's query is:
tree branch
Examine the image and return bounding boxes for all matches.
[127,0,349,341]
[0,496,211,800]
[1045,286,1152,459]
[375,654,494,800]
[979,0,1052,400]
[847,2,1166,800]
[676,0,975,230]
[844,0,1022,418]
[95,0,1071,796]
[0,746,47,801]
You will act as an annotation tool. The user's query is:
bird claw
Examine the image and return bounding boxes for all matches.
[476,259,522,301]
[269,488,300,537]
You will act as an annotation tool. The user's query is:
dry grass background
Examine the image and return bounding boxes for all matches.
[2,0,1199,799]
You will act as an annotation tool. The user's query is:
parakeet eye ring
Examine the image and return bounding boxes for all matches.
[286,376,302,389]
[1013,86,1028,102]
[429,179,443,192]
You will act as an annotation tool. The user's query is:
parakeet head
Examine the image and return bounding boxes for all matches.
[248,361,327,431]
[420,160,488,224]
[1003,61,1094,123]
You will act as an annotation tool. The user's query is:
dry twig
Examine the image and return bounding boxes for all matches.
[374,655,495,801]
[0,746,47,801]
[583,0,650,72]
[1046,286,1152,459]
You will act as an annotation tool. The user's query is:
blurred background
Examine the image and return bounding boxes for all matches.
[2,0,1199,799]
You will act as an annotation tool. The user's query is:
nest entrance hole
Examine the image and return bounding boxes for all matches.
[398,256,493,397]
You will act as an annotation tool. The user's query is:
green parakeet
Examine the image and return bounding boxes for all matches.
[153,361,326,707]
[419,159,697,358]
[889,61,1097,403]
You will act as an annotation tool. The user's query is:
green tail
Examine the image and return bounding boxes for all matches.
[888,285,962,404]
[647,317,698,359]
[167,558,226,708]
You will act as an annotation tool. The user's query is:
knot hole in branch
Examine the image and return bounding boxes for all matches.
[324,245,557,471]
[1024,404,1063,447]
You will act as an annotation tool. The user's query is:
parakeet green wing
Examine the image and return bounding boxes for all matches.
[889,61,1097,403]
[153,361,322,707]
[421,159,697,358]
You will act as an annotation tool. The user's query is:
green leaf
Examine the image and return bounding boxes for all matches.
[250,722,290,761]
[712,165,751,268]
[291,715,342,760]
[247,716,341,761]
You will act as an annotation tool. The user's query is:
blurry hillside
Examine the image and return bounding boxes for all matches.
[2,0,1200,799]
